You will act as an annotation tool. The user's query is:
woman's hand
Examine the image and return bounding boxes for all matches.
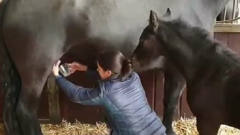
[68,62,88,74]
[52,60,61,77]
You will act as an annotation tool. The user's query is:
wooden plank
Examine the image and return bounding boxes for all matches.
[214,24,240,33]
[139,70,156,109]
[60,99,104,123]
[38,85,50,120]
[47,75,61,124]
[154,70,165,119]
[227,33,240,54]
[214,33,229,47]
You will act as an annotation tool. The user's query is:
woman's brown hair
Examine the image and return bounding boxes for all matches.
[97,50,133,81]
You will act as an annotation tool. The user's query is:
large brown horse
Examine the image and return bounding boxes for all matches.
[0,0,229,135]
[132,10,240,135]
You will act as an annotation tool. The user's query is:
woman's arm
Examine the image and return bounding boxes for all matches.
[56,76,102,105]
[52,60,102,105]
[67,62,100,79]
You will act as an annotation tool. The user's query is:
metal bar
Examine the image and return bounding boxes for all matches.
[233,0,236,21]
[224,7,227,21]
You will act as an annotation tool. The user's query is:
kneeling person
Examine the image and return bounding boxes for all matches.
[52,50,166,135]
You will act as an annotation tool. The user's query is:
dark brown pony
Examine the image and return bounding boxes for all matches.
[132,10,240,135]
[0,0,229,135]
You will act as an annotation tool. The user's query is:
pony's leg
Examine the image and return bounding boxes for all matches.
[196,117,220,135]
[15,65,53,135]
[163,65,185,135]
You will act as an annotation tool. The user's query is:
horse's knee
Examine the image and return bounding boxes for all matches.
[163,92,182,114]
[163,80,185,108]
[16,101,30,120]
[163,98,178,110]
[16,95,40,116]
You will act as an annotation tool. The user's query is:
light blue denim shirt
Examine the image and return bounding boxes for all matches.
[56,72,166,135]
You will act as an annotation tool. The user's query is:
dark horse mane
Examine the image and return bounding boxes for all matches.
[164,19,240,65]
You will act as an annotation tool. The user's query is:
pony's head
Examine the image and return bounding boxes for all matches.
[132,9,171,71]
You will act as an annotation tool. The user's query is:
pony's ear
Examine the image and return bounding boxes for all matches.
[163,8,171,17]
[149,10,159,32]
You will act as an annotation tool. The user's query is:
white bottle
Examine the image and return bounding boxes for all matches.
[59,64,71,77]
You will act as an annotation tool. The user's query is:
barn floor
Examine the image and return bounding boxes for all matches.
[0,118,239,135]
[173,117,240,135]
[0,120,109,135]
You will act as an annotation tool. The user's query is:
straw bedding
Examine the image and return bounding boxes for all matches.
[41,120,109,135]
[172,117,240,135]
[0,118,239,135]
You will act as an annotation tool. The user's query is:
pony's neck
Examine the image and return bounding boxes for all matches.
[159,21,211,81]
[161,37,196,81]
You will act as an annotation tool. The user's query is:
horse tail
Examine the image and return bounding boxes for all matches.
[0,0,21,94]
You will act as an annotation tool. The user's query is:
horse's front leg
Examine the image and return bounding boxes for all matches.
[163,65,185,135]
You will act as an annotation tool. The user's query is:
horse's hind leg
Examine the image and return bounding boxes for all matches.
[14,42,63,135]
[15,66,54,135]
[3,24,65,134]
[1,56,22,135]
[0,40,22,134]
[163,66,185,135]
[2,73,22,135]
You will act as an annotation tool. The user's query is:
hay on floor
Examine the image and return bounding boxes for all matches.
[0,118,240,135]
[173,117,240,135]
[41,120,109,135]
[173,117,199,135]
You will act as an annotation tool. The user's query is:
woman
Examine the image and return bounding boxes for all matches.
[52,50,166,135]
